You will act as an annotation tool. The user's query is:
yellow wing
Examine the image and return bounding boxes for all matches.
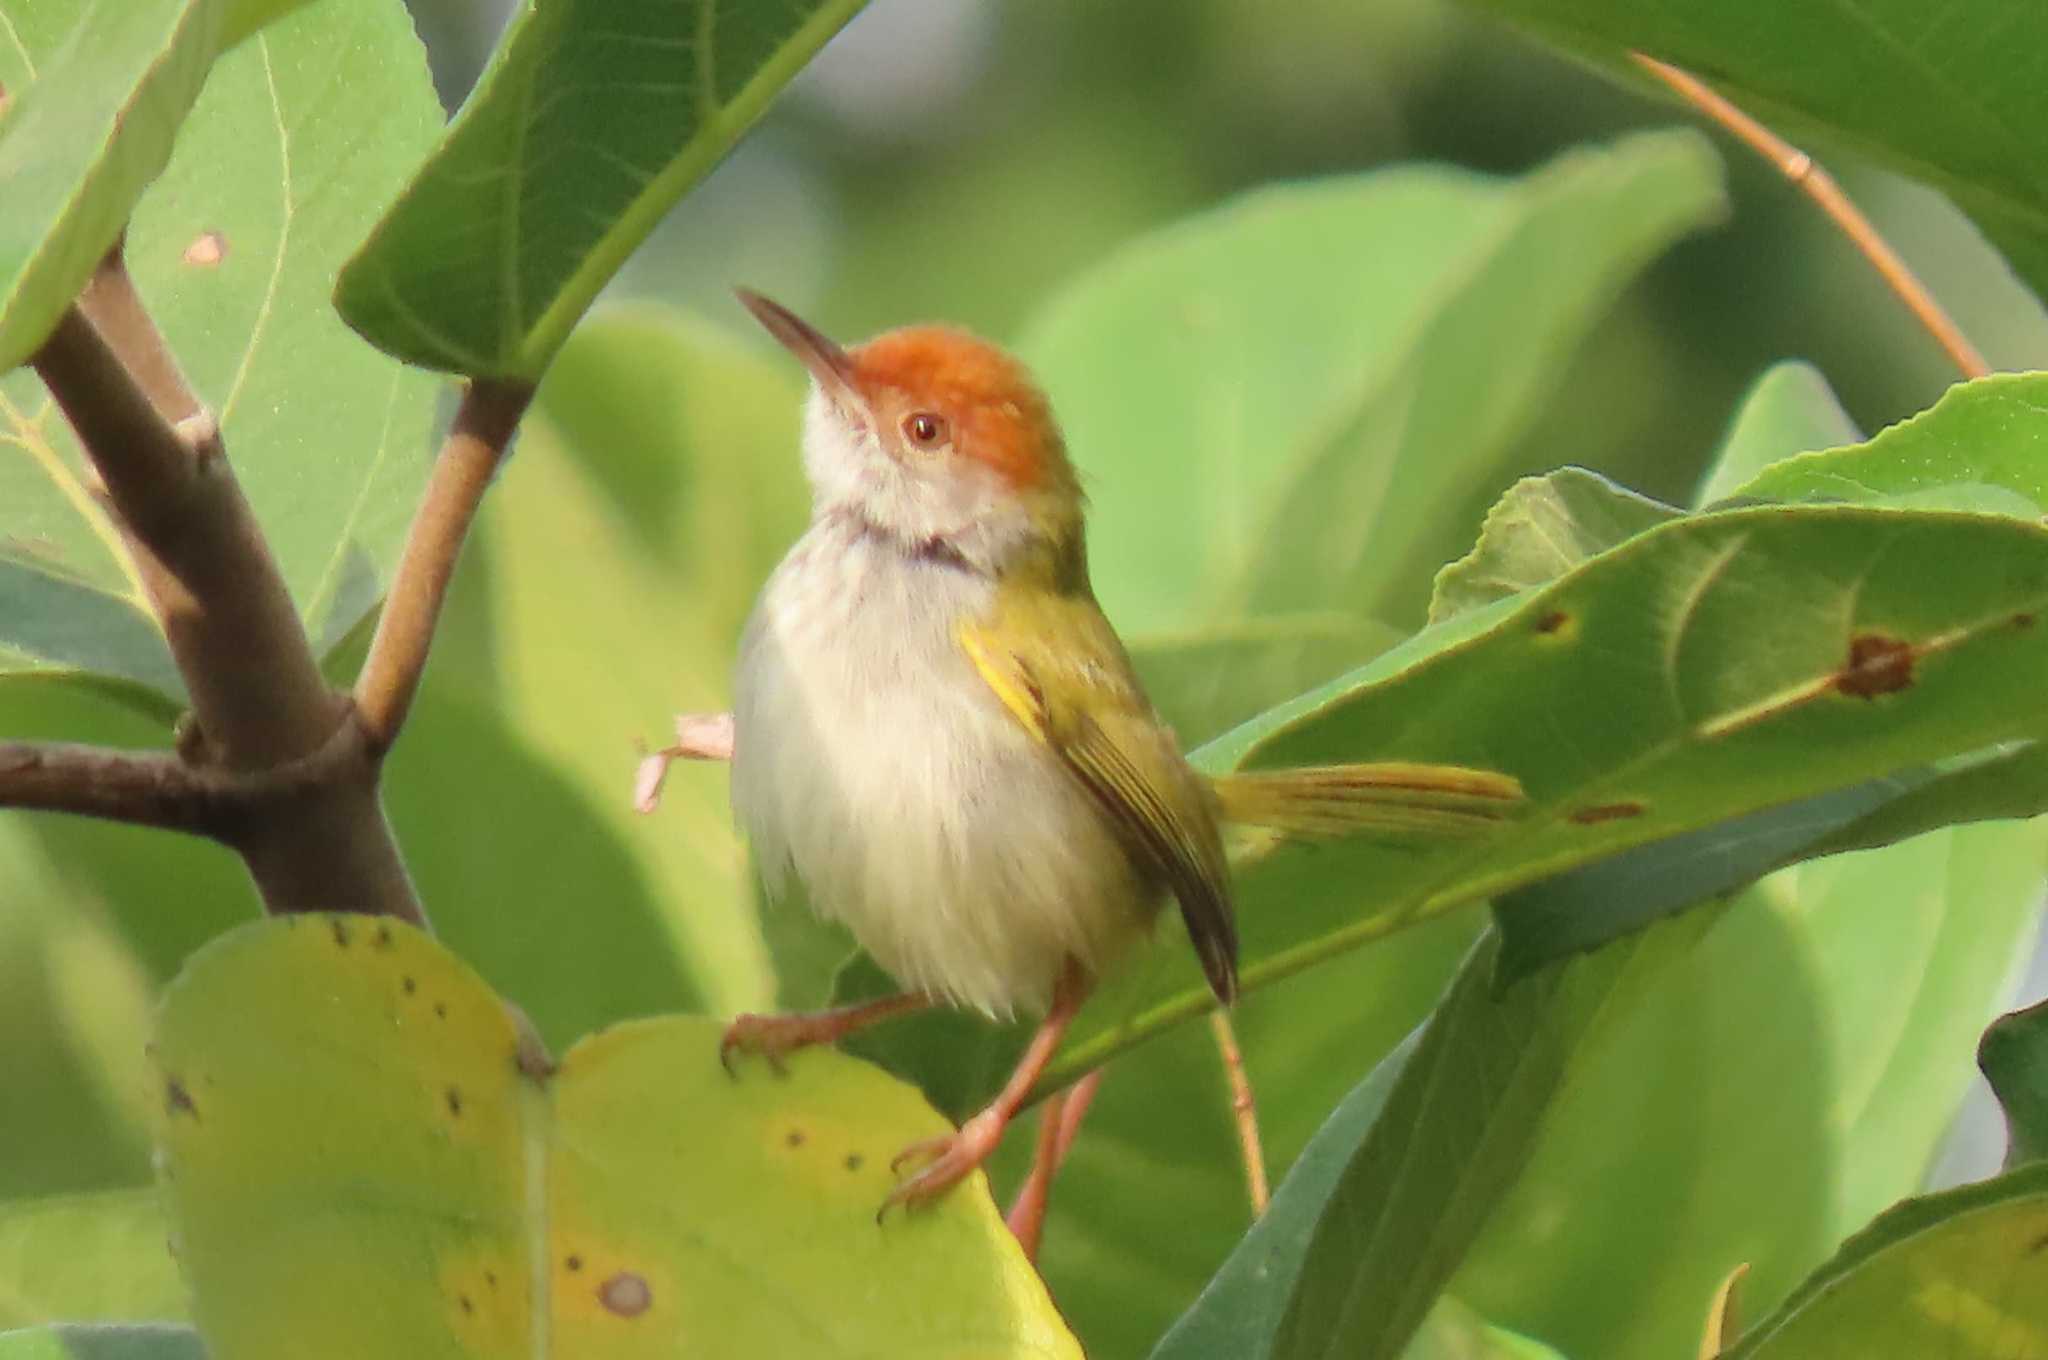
[959,600,1239,1004]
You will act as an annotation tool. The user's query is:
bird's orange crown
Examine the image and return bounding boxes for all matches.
[850,326,1078,497]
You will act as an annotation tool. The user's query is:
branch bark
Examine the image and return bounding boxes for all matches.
[355,377,535,749]
[28,252,423,923]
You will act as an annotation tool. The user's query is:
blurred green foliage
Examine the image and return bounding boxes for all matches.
[7,1,2048,1358]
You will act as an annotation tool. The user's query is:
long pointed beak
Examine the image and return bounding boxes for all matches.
[735,288,861,406]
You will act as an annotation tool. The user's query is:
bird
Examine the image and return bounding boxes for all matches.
[720,289,1523,1214]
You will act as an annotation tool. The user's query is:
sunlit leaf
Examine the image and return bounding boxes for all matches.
[0,1190,180,1328]
[155,916,1079,1359]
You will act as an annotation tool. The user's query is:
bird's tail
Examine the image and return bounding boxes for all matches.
[1208,762,1524,840]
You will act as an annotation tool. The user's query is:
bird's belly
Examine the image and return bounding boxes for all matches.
[731,542,1151,1017]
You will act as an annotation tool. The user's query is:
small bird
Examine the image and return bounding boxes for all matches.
[722,290,1522,1214]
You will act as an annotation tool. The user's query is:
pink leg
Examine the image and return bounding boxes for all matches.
[633,711,735,813]
[1004,1067,1105,1261]
[882,958,1093,1217]
[721,991,930,1075]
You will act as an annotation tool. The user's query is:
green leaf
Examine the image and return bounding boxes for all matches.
[443,303,809,1014]
[1980,1000,2048,1169]
[0,1190,181,1328]
[1720,1163,2048,1358]
[334,0,866,377]
[1033,498,2048,1097]
[1018,129,1726,636]
[0,0,314,370]
[1129,613,1405,749]
[0,1326,203,1360]
[1463,817,2048,1356]
[1459,0,2048,306]
[382,687,705,1052]
[1157,922,1706,1360]
[1427,468,1680,624]
[1735,371,2048,515]
[1404,1301,1566,1360]
[155,916,1079,1359]
[0,0,442,706]
[1696,360,1859,506]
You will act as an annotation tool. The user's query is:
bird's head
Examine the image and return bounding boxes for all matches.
[738,289,1084,576]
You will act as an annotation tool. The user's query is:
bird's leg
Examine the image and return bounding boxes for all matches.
[1004,1067,1105,1261]
[721,990,931,1075]
[883,957,1093,1217]
[633,711,735,813]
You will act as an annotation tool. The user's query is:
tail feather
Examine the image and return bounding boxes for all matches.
[1209,762,1524,840]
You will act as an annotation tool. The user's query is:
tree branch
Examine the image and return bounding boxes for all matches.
[1209,1009,1270,1216]
[355,377,535,749]
[29,252,423,923]
[0,741,233,836]
[1629,53,1991,381]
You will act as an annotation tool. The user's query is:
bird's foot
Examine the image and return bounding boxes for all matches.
[880,1106,1011,1218]
[718,1011,828,1076]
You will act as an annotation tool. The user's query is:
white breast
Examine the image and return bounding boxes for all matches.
[730,515,1151,1017]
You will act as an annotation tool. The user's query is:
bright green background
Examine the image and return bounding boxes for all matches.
[6,0,2048,1358]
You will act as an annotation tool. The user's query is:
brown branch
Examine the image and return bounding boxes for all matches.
[1209,1009,1270,1215]
[29,253,423,923]
[1629,53,1990,381]
[354,377,535,749]
[0,741,233,836]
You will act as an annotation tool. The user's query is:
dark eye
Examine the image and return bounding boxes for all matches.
[903,411,947,448]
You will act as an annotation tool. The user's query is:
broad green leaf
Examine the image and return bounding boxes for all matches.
[0,1190,181,1328]
[1736,372,2048,515]
[1696,361,1859,505]
[1459,0,2048,306]
[1980,1000,2048,1168]
[1462,818,2048,1357]
[1156,922,1705,1360]
[1031,500,2048,1097]
[0,0,442,707]
[0,1326,202,1360]
[1802,739,2048,860]
[1018,129,1725,636]
[334,0,866,377]
[155,916,1079,1360]
[1404,1301,1566,1360]
[382,687,704,1052]
[448,304,809,1013]
[1720,1163,2048,1358]
[0,0,312,370]
[1129,613,1404,748]
[1427,468,1680,624]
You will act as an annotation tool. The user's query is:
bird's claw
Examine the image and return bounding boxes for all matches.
[716,1013,798,1079]
[876,1110,1008,1222]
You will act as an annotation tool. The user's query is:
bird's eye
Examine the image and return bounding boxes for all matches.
[903,412,948,448]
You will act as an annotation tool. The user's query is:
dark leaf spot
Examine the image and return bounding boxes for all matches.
[2014,612,2036,630]
[402,976,417,995]
[330,918,350,948]
[1534,609,1570,635]
[2030,1231,2048,1256]
[485,1270,498,1289]
[565,1254,583,1272]
[786,1129,806,1148]
[181,231,227,267]
[599,1272,652,1317]
[374,924,394,949]
[1569,801,1646,825]
[435,1002,448,1020]
[165,1077,198,1119]
[446,1085,463,1117]
[458,1293,473,1316]
[1834,633,1916,699]
[844,1153,864,1172]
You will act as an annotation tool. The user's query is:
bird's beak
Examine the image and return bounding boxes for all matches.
[735,289,862,409]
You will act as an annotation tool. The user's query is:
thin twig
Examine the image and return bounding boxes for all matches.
[1209,1009,1270,1215]
[1629,53,1990,380]
[355,377,535,749]
[0,741,233,836]
[29,251,422,923]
